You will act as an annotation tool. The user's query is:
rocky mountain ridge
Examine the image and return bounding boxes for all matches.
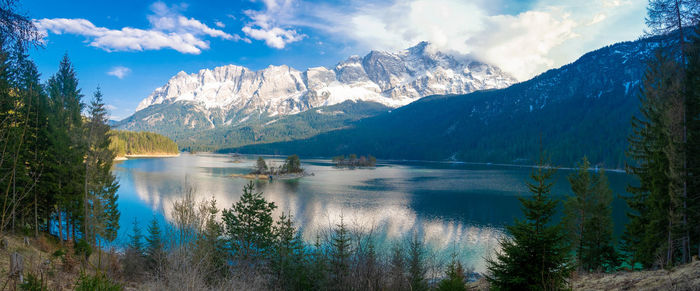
[126,41,517,131]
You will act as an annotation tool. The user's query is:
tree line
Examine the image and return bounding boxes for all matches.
[120,181,475,290]
[0,2,119,249]
[109,130,179,158]
[332,154,377,168]
[253,155,304,175]
[486,2,700,288]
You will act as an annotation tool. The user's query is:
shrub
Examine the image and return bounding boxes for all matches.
[74,273,122,291]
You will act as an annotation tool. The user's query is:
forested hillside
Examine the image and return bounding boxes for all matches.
[109,130,179,157]
[129,100,390,152]
[231,33,667,168]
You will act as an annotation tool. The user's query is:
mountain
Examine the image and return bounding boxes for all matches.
[229,34,668,168]
[115,42,517,147]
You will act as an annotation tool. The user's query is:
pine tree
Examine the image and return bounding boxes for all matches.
[222,181,277,263]
[686,26,700,259]
[145,216,164,271]
[124,219,145,277]
[256,156,268,174]
[624,50,681,267]
[196,198,226,282]
[436,255,466,291]
[486,156,572,290]
[388,244,407,290]
[84,88,120,244]
[582,170,618,271]
[46,54,85,243]
[272,212,310,290]
[128,219,144,255]
[329,216,352,291]
[563,157,618,272]
[310,234,328,290]
[563,157,618,271]
[407,233,428,291]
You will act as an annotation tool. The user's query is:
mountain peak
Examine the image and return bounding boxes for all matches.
[130,42,516,126]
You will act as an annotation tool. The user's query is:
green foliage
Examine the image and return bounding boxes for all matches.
[686,26,700,260]
[332,154,377,168]
[623,50,680,268]
[145,216,164,271]
[407,233,428,291]
[255,156,268,174]
[283,154,302,174]
[436,257,467,291]
[222,181,277,263]
[108,130,178,157]
[272,212,311,290]
[195,198,227,282]
[85,88,120,244]
[328,217,352,290]
[19,273,45,291]
[118,99,390,153]
[563,157,618,272]
[74,273,122,291]
[74,239,92,261]
[486,156,572,290]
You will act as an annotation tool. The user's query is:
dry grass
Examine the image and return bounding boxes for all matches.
[468,260,700,291]
[0,234,128,290]
[573,260,700,291]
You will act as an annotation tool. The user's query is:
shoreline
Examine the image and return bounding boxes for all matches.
[230,172,310,180]
[114,153,181,160]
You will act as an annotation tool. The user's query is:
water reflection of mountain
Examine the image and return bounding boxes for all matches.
[117,154,634,271]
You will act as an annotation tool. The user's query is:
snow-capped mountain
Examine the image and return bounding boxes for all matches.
[131,42,516,126]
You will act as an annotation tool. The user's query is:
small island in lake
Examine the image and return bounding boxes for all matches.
[332,154,377,168]
[231,155,310,180]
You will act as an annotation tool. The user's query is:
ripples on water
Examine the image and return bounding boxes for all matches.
[112,153,635,272]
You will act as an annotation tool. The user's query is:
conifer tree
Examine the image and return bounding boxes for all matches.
[407,233,428,291]
[686,26,700,259]
[329,216,352,291]
[486,156,571,290]
[84,88,120,244]
[624,50,680,267]
[388,244,408,290]
[145,216,164,272]
[564,157,617,271]
[272,212,310,290]
[124,219,145,277]
[222,181,277,263]
[46,54,86,242]
[256,156,268,174]
[436,255,466,291]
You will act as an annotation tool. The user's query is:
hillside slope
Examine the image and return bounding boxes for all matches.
[230,34,669,168]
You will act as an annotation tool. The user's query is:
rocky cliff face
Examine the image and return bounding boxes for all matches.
[129,41,517,130]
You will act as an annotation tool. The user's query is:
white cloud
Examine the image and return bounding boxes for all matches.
[35,1,238,54]
[108,66,131,79]
[105,104,118,111]
[215,21,225,28]
[241,0,305,49]
[265,0,646,80]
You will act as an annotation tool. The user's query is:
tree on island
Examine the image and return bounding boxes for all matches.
[256,156,268,174]
[332,154,377,168]
[283,154,302,174]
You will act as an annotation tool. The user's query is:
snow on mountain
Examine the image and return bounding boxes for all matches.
[133,41,517,124]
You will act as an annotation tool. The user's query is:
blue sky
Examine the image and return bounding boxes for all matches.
[22,0,647,120]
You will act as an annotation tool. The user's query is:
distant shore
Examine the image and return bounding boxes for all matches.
[230,172,310,180]
[114,153,181,160]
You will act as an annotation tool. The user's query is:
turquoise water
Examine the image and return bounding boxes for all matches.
[112,153,635,271]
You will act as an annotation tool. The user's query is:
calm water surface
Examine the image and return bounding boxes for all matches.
[112,153,635,272]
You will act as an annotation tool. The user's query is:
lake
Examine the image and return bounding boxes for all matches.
[112,153,635,272]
